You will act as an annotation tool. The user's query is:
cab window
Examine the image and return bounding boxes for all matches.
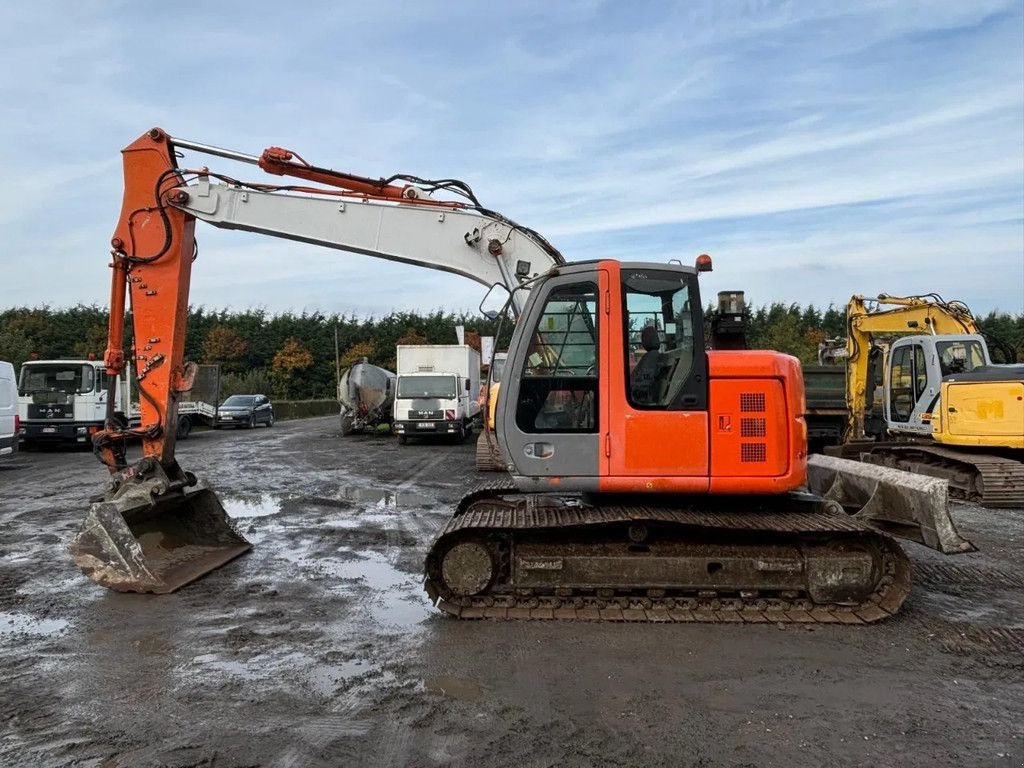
[913,344,928,401]
[936,340,986,375]
[515,282,598,434]
[623,270,701,409]
[889,346,913,422]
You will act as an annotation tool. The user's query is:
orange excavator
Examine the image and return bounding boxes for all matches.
[71,128,958,623]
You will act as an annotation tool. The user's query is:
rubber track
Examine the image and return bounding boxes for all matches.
[425,497,911,625]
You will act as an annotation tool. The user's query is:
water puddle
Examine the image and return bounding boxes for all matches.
[330,552,433,629]
[335,486,432,508]
[222,487,432,521]
[186,649,401,704]
[331,551,411,589]
[245,544,431,630]
[222,494,283,518]
[323,512,394,531]
[423,675,483,702]
[304,657,379,696]
[0,611,70,638]
[190,653,261,680]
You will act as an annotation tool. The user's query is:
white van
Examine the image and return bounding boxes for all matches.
[0,361,18,462]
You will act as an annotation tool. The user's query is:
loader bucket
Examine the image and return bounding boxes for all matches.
[69,480,251,594]
[807,454,974,554]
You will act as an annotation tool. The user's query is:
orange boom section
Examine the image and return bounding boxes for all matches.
[707,350,807,494]
[103,129,196,466]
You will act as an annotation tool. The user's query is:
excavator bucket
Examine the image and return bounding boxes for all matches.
[69,476,251,594]
[806,454,974,554]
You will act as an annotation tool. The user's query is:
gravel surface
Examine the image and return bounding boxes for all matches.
[0,416,1021,767]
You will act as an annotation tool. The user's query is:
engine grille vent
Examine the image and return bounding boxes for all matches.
[740,392,765,412]
[740,442,767,463]
[740,418,766,437]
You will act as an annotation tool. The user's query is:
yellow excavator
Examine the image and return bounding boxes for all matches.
[834,293,1024,507]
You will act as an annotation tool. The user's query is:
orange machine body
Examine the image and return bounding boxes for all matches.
[515,260,808,496]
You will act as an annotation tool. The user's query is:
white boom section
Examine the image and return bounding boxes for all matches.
[171,179,561,315]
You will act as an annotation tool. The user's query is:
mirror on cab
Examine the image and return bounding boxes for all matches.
[479,283,511,320]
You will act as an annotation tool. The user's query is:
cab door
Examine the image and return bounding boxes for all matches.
[605,264,709,492]
[886,339,937,437]
[497,267,608,485]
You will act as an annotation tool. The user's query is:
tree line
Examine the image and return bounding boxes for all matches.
[1,303,1021,400]
[0,306,501,400]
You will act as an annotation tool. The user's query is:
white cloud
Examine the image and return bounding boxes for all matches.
[0,0,1020,317]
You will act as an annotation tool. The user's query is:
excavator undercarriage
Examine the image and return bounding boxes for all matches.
[475,431,505,472]
[425,480,912,624]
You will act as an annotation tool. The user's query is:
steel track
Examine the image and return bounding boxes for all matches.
[424,488,911,624]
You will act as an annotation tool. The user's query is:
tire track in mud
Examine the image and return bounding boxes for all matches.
[910,557,1024,673]
[912,617,1024,668]
[394,450,458,492]
[914,562,1024,589]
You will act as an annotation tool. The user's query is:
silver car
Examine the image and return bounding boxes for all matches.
[215,394,275,429]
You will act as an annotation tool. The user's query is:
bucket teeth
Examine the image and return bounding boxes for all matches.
[807,454,974,554]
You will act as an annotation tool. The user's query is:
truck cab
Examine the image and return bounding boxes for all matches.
[17,359,133,446]
[392,345,482,443]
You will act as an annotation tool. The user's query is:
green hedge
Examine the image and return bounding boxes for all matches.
[271,400,338,420]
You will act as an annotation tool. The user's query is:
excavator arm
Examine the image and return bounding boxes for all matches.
[101,129,561,467]
[71,127,562,593]
[844,294,978,439]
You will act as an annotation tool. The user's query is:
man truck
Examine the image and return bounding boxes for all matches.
[18,358,218,446]
[392,345,481,443]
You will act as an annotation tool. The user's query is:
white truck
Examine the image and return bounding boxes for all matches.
[393,345,481,444]
[17,358,218,446]
[0,361,18,463]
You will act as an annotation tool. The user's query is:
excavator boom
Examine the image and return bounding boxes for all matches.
[69,128,562,593]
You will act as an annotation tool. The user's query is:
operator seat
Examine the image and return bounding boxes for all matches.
[631,325,662,405]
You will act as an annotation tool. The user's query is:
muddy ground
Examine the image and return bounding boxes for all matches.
[0,415,1021,767]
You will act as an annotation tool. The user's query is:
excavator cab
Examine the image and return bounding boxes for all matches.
[498,262,702,488]
[494,259,804,494]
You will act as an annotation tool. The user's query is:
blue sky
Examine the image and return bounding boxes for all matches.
[1,0,1022,316]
